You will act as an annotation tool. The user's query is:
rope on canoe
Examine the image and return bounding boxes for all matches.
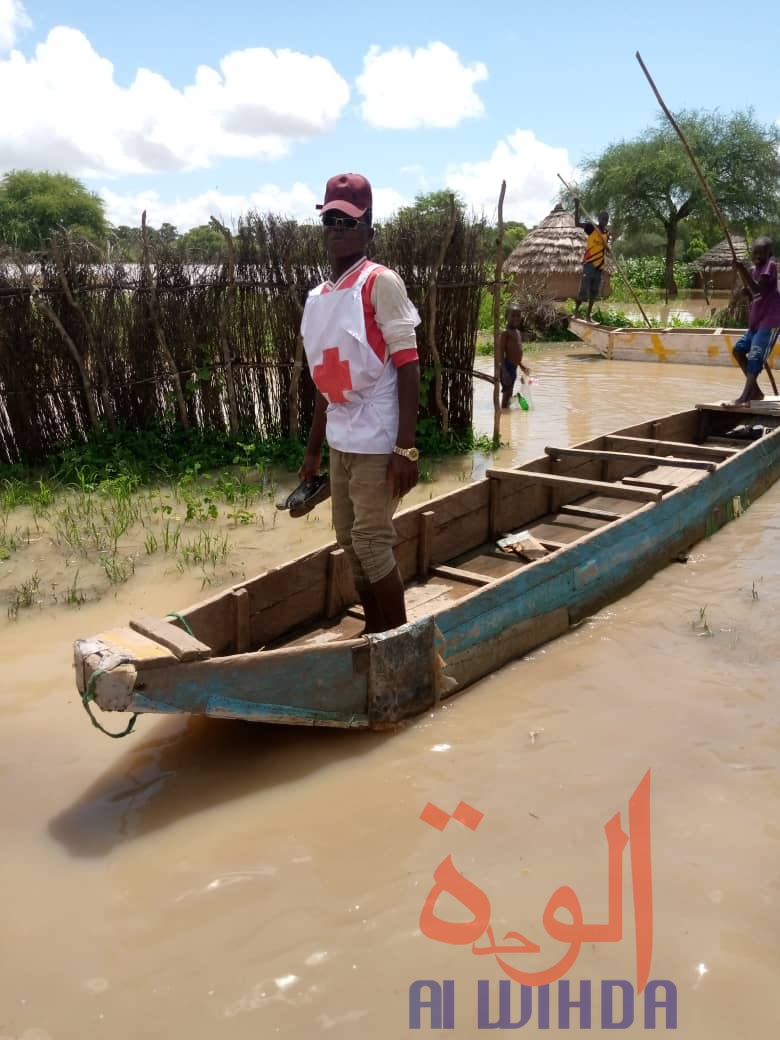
[80,608,191,739]
[81,669,139,738]
[165,612,194,636]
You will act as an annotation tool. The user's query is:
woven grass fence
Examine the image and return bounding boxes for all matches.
[0,204,489,464]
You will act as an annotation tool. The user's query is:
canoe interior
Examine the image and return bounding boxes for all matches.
[172,405,780,657]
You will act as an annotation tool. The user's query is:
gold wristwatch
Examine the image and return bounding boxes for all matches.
[393,445,420,462]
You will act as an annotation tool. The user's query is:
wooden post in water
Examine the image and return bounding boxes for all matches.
[492,180,507,446]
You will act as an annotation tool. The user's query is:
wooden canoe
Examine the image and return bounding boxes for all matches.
[73,401,780,733]
[569,317,780,369]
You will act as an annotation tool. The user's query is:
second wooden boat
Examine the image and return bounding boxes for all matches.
[569,316,780,368]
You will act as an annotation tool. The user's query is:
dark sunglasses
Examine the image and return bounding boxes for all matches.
[321,214,367,229]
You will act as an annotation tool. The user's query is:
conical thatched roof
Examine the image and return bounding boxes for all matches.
[692,236,748,271]
[504,204,615,276]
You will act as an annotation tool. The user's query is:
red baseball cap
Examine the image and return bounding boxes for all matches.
[317,173,373,219]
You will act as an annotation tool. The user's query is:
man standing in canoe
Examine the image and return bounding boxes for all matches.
[731,236,780,405]
[299,173,422,634]
[572,199,610,321]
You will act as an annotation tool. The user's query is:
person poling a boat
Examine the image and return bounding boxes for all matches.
[731,237,780,406]
[299,173,422,634]
[498,305,531,409]
[572,198,609,321]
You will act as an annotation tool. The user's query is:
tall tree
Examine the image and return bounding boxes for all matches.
[0,170,109,253]
[179,224,225,262]
[580,110,780,295]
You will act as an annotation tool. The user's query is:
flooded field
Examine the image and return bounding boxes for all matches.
[1,345,778,1038]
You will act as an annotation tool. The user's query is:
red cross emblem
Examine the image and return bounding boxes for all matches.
[313,347,352,403]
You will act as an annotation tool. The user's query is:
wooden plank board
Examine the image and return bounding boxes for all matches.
[418,510,435,579]
[527,521,594,545]
[548,513,609,533]
[544,445,717,471]
[129,616,212,661]
[604,434,738,459]
[232,589,251,653]
[578,495,639,515]
[620,476,678,493]
[559,504,623,522]
[697,398,780,414]
[326,549,355,619]
[704,436,751,448]
[624,464,705,486]
[454,551,526,578]
[429,564,492,587]
[486,467,662,503]
[85,627,177,669]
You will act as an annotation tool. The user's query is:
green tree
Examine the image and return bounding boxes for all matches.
[396,189,466,224]
[109,225,143,262]
[486,220,527,261]
[0,169,109,253]
[179,224,225,262]
[580,110,780,295]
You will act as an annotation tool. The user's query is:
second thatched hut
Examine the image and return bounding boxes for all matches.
[691,237,749,292]
[504,204,613,301]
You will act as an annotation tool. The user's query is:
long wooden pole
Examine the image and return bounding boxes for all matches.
[635,50,778,395]
[557,173,653,329]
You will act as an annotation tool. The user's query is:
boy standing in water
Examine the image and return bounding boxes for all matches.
[498,305,531,408]
[732,237,780,405]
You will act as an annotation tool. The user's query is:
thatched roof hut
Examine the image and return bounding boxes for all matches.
[692,236,748,291]
[504,204,614,301]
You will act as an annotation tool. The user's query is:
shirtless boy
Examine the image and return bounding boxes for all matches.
[498,305,531,408]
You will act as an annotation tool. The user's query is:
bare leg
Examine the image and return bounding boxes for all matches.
[735,373,763,404]
[732,351,751,404]
[501,390,512,409]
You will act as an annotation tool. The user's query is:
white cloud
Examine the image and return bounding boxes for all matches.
[356,42,487,129]
[99,183,410,232]
[445,129,576,225]
[0,0,30,51]
[0,27,350,176]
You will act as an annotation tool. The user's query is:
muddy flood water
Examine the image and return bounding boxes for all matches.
[1,345,778,1039]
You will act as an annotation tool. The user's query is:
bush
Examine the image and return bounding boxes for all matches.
[611,256,695,296]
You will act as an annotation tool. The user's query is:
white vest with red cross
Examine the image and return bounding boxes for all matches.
[301,259,419,454]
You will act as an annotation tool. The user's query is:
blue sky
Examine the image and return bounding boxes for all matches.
[1,0,776,231]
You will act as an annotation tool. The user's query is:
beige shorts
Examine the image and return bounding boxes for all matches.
[330,448,400,590]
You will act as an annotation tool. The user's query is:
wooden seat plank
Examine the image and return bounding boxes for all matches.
[129,616,212,661]
[605,434,737,459]
[559,504,622,522]
[486,468,662,503]
[544,445,716,471]
[429,564,492,587]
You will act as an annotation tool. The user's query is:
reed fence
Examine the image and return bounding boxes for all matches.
[0,207,490,464]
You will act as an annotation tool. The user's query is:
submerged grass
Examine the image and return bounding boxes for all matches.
[0,420,499,619]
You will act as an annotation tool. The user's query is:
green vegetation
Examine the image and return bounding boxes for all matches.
[581,304,713,329]
[0,170,109,253]
[610,257,695,302]
[0,417,498,618]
